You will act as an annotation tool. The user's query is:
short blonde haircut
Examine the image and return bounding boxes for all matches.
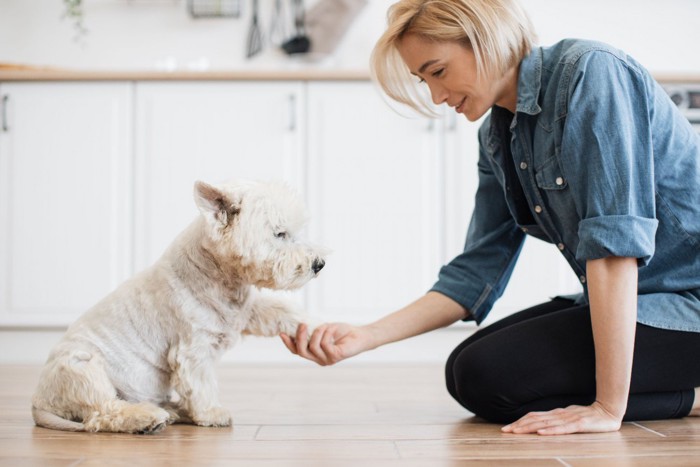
[371,0,537,114]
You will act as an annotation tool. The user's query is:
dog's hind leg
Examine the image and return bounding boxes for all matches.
[33,348,169,434]
[83,399,170,434]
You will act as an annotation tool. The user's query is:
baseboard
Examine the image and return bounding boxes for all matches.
[0,325,477,365]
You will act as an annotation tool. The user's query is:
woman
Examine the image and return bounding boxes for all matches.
[281,0,700,435]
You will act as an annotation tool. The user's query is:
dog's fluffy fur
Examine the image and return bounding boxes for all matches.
[31,179,326,434]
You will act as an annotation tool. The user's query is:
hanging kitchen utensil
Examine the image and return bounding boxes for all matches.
[305,0,367,56]
[269,0,287,46]
[188,0,241,18]
[246,0,264,58]
[281,0,311,55]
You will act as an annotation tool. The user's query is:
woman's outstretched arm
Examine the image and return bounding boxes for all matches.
[280,291,468,366]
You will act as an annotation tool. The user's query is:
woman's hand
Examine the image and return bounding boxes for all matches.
[280,323,375,366]
[501,401,623,435]
[280,292,467,366]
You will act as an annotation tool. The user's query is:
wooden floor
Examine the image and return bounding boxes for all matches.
[1,364,699,466]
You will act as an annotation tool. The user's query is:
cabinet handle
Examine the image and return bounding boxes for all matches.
[1,95,8,132]
[288,94,296,131]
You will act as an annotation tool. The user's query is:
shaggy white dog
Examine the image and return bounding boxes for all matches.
[31,179,326,434]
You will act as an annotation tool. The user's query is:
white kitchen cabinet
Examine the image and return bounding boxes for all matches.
[0,78,579,331]
[305,82,580,325]
[305,81,444,322]
[133,82,305,270]
[0,82,132,326]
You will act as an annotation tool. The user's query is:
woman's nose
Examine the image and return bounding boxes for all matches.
[428,83,449,106]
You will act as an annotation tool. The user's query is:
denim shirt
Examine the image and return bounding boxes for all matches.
[431,39,700,333]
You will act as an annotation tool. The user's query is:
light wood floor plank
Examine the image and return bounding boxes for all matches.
[1,364,699,466]
[632,418,700,438]
[257,419,660,442]
[565,456,700,467]
[395,433,700,459]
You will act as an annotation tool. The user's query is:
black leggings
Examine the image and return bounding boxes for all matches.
[445,297,700,424]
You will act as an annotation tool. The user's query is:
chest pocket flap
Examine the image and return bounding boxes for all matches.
[535,156,568,190]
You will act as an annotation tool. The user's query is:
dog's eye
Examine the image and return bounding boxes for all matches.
[275,231,288,240]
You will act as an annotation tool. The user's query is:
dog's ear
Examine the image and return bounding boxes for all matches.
[193,181,241,228]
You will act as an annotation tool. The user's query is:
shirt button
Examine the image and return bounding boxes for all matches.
[580,275,587,284]
[558,243,565,250]
[555,177,564,186]
[520,162,528,170]
[521,227,528,233]
[534,205,543,213]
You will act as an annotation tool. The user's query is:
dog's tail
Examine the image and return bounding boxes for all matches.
[32,406,85,432]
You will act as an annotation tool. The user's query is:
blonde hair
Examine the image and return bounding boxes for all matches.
[371,0,537,114]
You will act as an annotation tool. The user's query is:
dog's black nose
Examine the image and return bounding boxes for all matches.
[312,259,325,274]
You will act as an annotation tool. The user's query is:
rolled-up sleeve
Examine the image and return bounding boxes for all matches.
[431,124,526,324]
[561,50,659,266]
[577,215,657,264]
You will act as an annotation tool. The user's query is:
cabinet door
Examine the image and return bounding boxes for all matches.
[306,82,443,322]
[0,82,132,326]
[134,82,304,270]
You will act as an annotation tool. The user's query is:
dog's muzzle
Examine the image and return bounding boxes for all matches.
[312,258,325,274]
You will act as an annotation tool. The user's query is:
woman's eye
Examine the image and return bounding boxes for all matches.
[417,68,443,84]
[275,231,288,239]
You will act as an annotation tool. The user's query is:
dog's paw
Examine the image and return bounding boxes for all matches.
[129,406,170,435]
[162,405,190,425]
[138,419,167,435]
[192,406,232,427]
[295,316,323,338]
[279,315,321,338]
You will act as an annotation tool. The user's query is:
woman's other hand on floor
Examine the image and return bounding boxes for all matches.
[501,402,623,435]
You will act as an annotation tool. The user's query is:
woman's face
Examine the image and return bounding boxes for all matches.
[396,33,517,121]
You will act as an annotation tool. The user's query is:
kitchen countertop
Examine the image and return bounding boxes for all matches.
[0,64,371,82]
[1,64,699,83]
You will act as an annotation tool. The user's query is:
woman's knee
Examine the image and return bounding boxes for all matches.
[446,345,519,423]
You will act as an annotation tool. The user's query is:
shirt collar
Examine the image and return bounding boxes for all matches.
[515,46,543,116]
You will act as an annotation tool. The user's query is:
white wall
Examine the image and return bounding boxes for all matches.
[1,0,699,74]
[1,0,699,364]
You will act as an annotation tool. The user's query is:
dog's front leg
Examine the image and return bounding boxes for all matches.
[167,344,231,427]
[244,295,317,337]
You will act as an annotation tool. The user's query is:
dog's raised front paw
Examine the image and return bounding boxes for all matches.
[279,316,321,338]
[192,406,232,427]
[300,317,324,338]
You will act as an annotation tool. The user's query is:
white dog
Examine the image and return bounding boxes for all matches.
[32,179,326,434]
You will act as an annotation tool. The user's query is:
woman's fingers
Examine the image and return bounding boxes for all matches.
[279,323,332,366]
[320,326,339,359]
[502,404,621,435]
[308,325,331,365]
[503,411,573,434]
[279,333,296,354]
[281,322,358,366]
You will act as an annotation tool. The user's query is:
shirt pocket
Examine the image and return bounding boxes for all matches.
[535,155,568,191]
